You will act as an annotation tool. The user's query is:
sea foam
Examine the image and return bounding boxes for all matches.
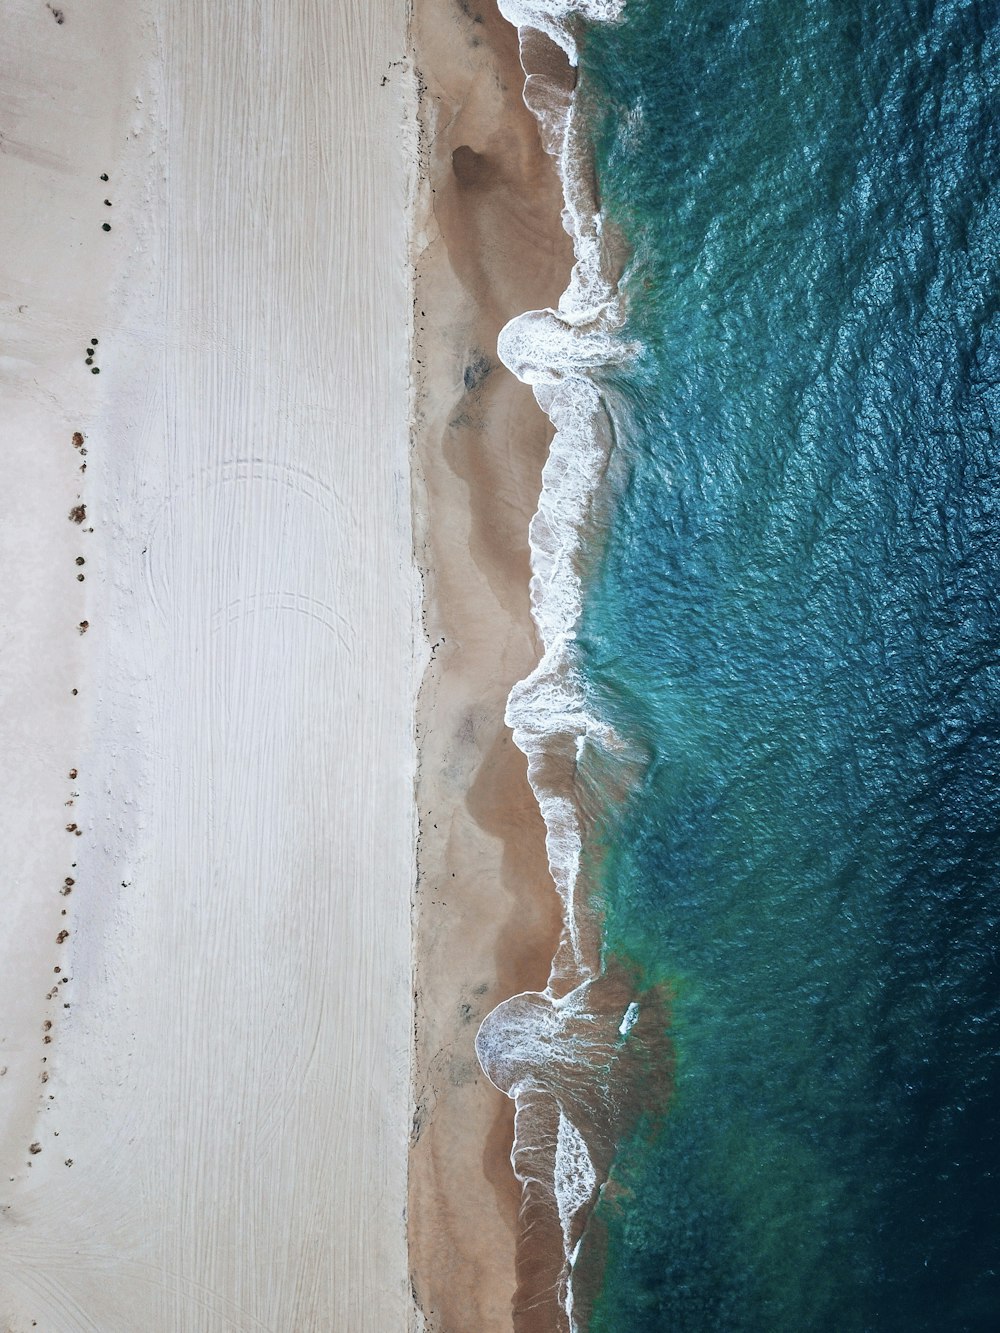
[498,0,625,66]
[474,1,637,1328]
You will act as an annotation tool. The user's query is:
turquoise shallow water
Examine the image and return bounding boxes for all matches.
[571,1,1000,1328]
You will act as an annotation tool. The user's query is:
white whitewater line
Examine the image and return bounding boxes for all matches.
[619,1000,640,1037]
[556,1109,597,1333]
[556,1110,598,1248]
[477,0,637,1327]
[498,0,625,66]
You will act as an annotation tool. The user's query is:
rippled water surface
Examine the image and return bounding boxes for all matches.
[572,1,1000,1327]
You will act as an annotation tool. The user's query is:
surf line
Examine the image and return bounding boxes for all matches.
[473,3,669,1330]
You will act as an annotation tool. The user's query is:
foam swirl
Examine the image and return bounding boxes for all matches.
[474,2,644,1328]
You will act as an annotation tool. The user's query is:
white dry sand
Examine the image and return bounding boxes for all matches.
[1,2,416,1329]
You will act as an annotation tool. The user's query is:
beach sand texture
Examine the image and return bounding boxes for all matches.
[1,2,415,1329]
[408,1,573,1328]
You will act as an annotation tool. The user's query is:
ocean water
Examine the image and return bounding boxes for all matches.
[563,1,1000,1329]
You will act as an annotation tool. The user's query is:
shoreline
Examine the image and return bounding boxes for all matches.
[408,0,573,1327]
[411,1,655,1328]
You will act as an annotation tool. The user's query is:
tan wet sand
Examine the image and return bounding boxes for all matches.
[408,1,573,1329]
[1,1,414,1328]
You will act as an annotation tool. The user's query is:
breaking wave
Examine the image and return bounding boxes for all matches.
[473,3,668,1329]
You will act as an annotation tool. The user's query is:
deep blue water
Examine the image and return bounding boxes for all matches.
[573,1,1000,1328]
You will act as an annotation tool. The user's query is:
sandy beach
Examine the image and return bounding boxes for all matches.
[1,1,415,1328]
[1,0,569,1326]
[408,2,572,1328]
